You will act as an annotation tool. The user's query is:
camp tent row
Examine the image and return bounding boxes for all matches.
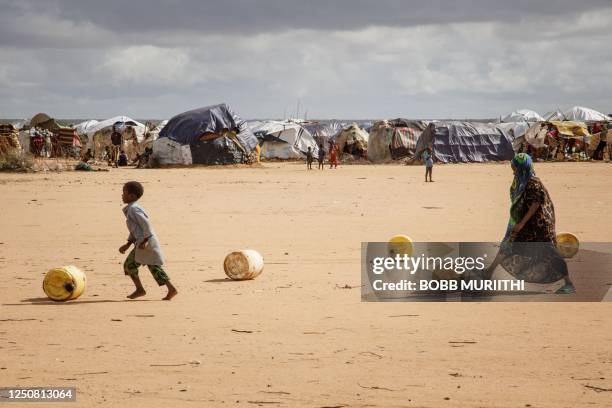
[5,105,609,165]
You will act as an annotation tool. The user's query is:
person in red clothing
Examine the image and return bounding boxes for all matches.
[329,142,339,169]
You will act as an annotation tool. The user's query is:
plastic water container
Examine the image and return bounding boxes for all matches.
[43,265,86,301]
[223,250,264,280]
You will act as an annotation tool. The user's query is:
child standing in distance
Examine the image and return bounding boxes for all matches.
[306,146,314,170]
[329,142,339,169]
[318,143,325,170]
[119,181,178,300]
[422,146,434,182]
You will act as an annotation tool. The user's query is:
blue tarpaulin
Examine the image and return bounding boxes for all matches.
[415,121,514,163]
[159,103,258,152]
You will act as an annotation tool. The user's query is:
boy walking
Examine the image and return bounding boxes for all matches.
[119,181,178,300]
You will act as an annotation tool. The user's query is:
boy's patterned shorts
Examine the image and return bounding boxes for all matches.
[124,249,169,286]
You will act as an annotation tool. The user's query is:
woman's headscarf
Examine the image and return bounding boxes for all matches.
[503,153,535,243]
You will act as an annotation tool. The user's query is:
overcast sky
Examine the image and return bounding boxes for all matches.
[1,0,611,119]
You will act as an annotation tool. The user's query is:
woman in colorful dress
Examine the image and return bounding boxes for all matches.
[485,153,575,294]
[329,142,339,169]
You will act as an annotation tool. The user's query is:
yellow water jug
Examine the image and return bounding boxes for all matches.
[43,265,86,301]
[388,235,413,256]
[224,250,264,280]
[556,232,579,259]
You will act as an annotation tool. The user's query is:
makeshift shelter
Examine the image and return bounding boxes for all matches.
[303,121,343,146]
[522,121,591,160]
[156,104,258,165]
[501,109,544,123]
[414,121,514,163]
[545,106,609,122]
[86,116,145,159]
[251,120,319,160]
[74,120,99,137]
[0,124,21,154]
[495,122,531,151]
[561,106,609,122]
[29,113,61,133]
[368,120,424,162]
[55,127,82,157]
[334,123,369,159]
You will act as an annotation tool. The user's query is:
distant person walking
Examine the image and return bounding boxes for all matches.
[422,146,434,182]
[110,125,122,167]
[306,146,314,170]
[329,142,339,169]
[318,143,325,170]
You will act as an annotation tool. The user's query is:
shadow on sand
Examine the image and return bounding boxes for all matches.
[2,297,158,306]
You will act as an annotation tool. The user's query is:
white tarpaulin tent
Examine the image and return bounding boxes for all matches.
[250,120,320,159]
[561,106,609,121]
[86,116,145,141]
[74,120,99,136]
[545,106,609,122]
[501,109,544,123]
[496,122,531,151]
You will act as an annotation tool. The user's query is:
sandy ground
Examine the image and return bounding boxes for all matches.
[1,162,611,407]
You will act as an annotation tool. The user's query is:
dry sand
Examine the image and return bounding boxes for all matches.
[1,162,611,407]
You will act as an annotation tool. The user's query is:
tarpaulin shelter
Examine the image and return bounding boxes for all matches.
[28,112,61,133]
[501,109,544,123]
[495,122,531,151]
[303,121,343,146]
[334,123,368,159]
[74,120,99,136]
[86,116,145,140]
[55,127,82,157]
[85,116,145,159]
[156,104,258,165]
[368,120,424,162]
[523,121,590,149]
[561,106,608,122]
[250,120,319,159]
[414,121,514,163]
[545,106,609,122]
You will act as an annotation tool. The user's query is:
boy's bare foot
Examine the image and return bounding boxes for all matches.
[127,289,146,299]
[162,287,178,301]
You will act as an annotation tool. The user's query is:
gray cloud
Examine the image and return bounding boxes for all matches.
[0,0,611,119]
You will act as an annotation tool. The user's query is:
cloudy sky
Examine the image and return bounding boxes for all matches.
[1,0,611,119]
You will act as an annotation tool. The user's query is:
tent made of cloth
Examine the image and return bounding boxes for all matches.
[495,122,531,151]
[524,121,590,149]
[545,106,609,122]
[159,104,257,152]
[251,120,319,159]
[28,112,61,133]
[368,120,424,162]
[501,109,544,123]
[57,127,82,148]
[334,123,369,158]
[561,106,609,121]
[74,120,99,136]
[415,121,514,163]
[86,116,145,140]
